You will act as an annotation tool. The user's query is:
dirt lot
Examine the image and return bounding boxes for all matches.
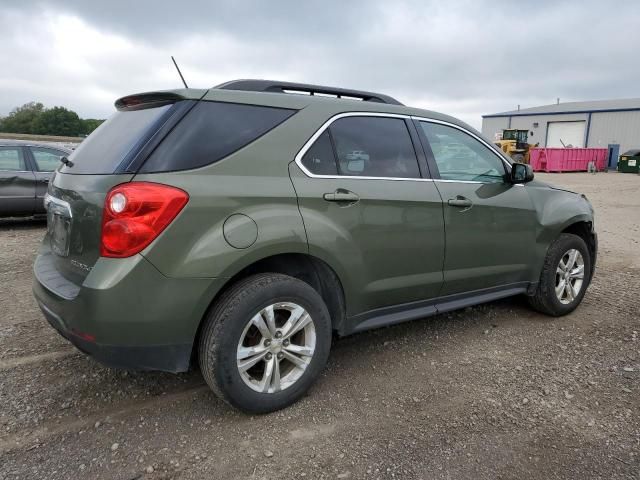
[1,172,638,480]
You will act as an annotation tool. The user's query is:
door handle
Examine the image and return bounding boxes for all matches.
[323,190,360,203]
[39,179,49,184]
[447,196,473,208]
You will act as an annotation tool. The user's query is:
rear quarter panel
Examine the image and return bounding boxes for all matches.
[133,116,312,279]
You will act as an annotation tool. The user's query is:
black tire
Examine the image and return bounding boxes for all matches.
[198,273,332,413]
[528,233,592,316]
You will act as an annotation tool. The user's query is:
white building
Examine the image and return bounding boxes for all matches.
[482,98,640,155]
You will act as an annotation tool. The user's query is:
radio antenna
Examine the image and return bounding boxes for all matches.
[171,56,189,88]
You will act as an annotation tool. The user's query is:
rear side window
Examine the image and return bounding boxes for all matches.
[329,117,421,178]
[301,130,338,175]
[63,104,172,174]
[140,101,295,173]
[0,147,26,171]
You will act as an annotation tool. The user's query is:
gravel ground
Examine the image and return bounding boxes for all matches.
[0,172,638,480]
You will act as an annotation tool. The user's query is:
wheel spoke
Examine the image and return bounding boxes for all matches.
[259,357,275,392]
[271,357,281,392]
[262,305,277,336]
[564,281,574,301]
[283,350,309,369]
[251,312,272,340]
[284,343,314,357]
[570,264,584,279]
[555,280,565,298]
[280,305,306,335]
[237,344,267,361]
[238,349,268,372]
[283,312,312,339]
[558,258,568,272]
[566,250,579,271]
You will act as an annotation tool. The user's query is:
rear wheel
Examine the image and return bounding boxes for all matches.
[198,273,332,413]
[528,233,592,316]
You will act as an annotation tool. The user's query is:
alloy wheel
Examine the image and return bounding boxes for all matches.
[236,302,316,393]
[555,249,585,305]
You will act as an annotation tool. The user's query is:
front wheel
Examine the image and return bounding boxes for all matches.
[198,273,332,413]
[528,233,592,316]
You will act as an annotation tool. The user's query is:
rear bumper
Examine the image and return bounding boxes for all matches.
[36,299,192,372]
[33,251,224,373]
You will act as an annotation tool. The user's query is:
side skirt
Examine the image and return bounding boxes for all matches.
[344,282,535,335]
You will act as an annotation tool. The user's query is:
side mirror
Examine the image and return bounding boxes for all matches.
[510,162,534,183]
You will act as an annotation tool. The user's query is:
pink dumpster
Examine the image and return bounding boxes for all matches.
[529,148,608,172]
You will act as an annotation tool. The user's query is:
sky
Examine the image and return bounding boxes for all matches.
[2,0,640,129]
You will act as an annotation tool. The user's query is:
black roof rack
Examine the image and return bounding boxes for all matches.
[214,79,403,106]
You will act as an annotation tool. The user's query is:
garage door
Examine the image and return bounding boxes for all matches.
[546,121,585,147]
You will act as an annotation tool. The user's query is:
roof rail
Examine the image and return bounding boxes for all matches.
[214,79,404,106]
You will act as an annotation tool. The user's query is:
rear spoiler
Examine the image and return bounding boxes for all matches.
[115,89,208,111]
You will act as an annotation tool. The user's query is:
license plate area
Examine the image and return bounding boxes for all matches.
[45,195,73,257]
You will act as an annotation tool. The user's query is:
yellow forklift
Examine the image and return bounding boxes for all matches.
[495,129,537,163]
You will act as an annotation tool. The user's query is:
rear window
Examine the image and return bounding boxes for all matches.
[139,101,295,173]
[61,104,172,174]
[623,149,640,156]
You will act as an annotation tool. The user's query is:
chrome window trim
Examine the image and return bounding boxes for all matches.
[293,111,517,186]
[293,111,433,182]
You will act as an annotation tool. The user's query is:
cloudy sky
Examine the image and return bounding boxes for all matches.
[2,0,639,128]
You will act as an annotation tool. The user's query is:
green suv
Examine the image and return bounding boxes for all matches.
[33,80,597,413]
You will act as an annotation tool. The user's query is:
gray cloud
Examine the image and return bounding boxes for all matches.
[2,0,640,128]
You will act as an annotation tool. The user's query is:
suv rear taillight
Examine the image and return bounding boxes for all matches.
[100,182,189,258]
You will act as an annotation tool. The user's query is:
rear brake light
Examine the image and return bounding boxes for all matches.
[100,182,189,258]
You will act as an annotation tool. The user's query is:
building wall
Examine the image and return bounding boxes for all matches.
[482,113,588,147]
[483,110,640,153]
[588,111,640,153]
[481,116,509,141]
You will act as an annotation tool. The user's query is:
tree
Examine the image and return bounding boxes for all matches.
[82,118,105,136]
[0,102,45,134]
[33,106,83,137]
[0,102,105,137]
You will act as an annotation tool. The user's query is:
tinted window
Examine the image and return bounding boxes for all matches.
[420,122,506,183]
[141,101,295,173]
[329,117,420,178]
[62,104,172,174]
[301,130,338,175]
[0,147,26,171]
[31,147,66,172]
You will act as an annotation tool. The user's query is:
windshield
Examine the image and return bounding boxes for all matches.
[60,104,172,174]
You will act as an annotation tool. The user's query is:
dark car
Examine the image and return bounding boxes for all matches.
[0,140,72,217]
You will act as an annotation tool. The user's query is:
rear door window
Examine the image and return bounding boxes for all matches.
[329,117,421,178]
[61,104,172,174]
[0,147,26,171]
[140,101,296,173]
[30,147,67,172]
